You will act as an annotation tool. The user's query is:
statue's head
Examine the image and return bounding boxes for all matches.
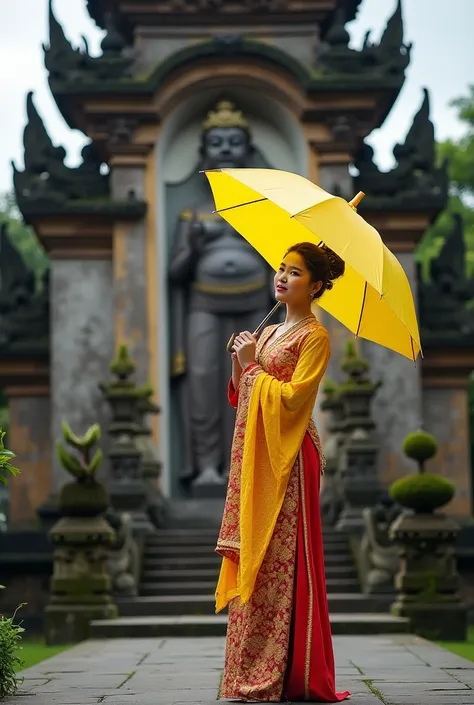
[200,100,253,169]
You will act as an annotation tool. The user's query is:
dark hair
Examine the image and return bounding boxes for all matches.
[285,242,345,299]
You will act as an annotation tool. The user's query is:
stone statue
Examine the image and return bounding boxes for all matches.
[359,494,402,595]
[169,100,274,489]
[106,510,139,597]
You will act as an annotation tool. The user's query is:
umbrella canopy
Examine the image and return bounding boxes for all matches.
[204,168,421,361]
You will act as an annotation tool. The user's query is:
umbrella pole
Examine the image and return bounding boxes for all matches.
[226,301,282,353]
[226,191,365,354]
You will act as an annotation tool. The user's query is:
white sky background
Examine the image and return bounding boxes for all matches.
[0,0,472,193]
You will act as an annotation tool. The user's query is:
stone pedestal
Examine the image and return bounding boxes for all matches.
[337,427,381,534]
[191,470,228,500]
[319,381,346,527]
[108,437,153,535]
[45,515,117,645]
[136,385,169,528]
[100,345,154,537]
[390,511,467,641]
[335,345,382,534]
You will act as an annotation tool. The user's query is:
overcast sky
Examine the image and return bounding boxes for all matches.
[0,0,472,193]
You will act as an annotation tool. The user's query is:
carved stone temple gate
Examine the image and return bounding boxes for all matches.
[0,0,472,525]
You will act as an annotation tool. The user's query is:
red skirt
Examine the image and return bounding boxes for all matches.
[284,433,349,702]
[220,427,350,702]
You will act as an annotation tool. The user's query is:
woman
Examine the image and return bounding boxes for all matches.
[215,242,350,703]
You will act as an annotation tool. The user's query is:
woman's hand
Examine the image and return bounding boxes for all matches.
[231,352,241,366]
[233,331,257,369]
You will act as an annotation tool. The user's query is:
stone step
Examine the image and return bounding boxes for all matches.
[143,555,222,570]
[142,569,219,582]
[140,578,359,596]
[324,553,354,566]
[325,565,358,579]
[326,578,360,592]
[147,532,218,545]
[118,593,387,617]
[141,581,217,596]
[90,613,409,639]
[146,531,347,545]
[144,545,217,559]
[142,554,354,572]
[142,565,357,583]
[144,540,351,558]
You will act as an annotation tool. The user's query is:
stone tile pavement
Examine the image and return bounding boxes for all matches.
[5,634,474,704]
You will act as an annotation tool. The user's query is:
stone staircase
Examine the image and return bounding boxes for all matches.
[90,526,408,638]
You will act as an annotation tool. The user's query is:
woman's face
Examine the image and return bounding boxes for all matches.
[274,251,321,305]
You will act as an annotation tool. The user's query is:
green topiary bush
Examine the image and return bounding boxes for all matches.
[402,430,438,472]
[0,591,24,697]
[389,473,455,513]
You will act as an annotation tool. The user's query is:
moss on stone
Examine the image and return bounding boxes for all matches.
[389,473,455,513]
[402,430,438,467]
[60,481,108,517]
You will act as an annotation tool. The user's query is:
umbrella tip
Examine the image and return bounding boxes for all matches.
[348,191,365,210]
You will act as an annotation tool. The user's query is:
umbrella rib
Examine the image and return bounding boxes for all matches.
[214,197,267,214]
[356,282,368,336]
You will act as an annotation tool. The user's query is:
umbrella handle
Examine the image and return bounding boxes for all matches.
[227,301,283,354]
[227,333,237,354]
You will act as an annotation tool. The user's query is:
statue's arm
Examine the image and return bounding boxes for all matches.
[169,215,197,284]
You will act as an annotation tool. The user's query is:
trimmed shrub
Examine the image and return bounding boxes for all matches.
[390,473,455,513]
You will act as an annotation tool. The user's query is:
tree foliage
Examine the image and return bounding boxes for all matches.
[417,85,474,279]
[0,192,49,285]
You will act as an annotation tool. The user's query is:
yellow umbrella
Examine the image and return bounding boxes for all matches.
[204,167,421,361]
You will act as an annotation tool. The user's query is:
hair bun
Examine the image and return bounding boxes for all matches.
[322,244,345,282]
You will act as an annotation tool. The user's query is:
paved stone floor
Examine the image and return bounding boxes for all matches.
[6,634,474,704]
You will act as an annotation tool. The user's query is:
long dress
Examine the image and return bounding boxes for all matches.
[215,315,350,703]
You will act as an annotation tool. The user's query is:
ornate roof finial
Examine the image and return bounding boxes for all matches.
[43,0,84,81]
[101,11,126,56]
[394,88,435,170]
[377,0,411,72]
[326,7,350,47]
[434,213,466,281]
[202,100,249,131]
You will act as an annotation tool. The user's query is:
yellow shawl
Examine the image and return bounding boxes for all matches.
[215,319,330,613]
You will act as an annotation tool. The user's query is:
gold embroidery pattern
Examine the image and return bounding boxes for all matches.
[220,456,300,702]
[298,448,314,700]
[217,318,328,560]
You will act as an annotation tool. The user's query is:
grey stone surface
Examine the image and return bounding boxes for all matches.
[111,166,149,385]
[50,259,114,490]
[5,634,474,704]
